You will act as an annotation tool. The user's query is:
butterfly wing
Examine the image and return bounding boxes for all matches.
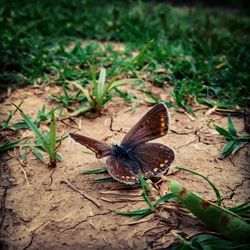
[121,103,169,148]
[132,143,175,178]
[69,133,111,159]
[106,156,140,184]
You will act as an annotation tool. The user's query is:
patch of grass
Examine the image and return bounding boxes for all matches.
[14,105,65,167]
[1,1,249,110]
[214,116,250,158]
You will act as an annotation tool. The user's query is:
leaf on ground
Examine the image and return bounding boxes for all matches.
[83,166,107,174]
[94,177,117,183]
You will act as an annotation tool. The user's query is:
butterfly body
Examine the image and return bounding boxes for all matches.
[70,103,175,185]
[111,144,141,173]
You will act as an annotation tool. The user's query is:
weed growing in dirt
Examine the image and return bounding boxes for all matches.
[59,40,152,116]
[214,116,250,158]
[15,105,65,167]
[71,67,137,115]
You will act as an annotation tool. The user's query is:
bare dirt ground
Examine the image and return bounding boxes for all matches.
[0,84,249,250]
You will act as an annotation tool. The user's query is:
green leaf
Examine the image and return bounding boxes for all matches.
[214,125,233,140]
[231,140,246,155]
[171,233,250,250]
[94,177,117,183]
[156,193,175,205]
[21,150,27,160]
[139,175,155,210]
[108,79,137,92]
[66,106,89,118]
[115,208,151,216]
[97,68,106,98]
[71,81,94,107]
[15,105,48,150]
[1,101,23,130]
[32,149,46,164]
[49,108,56,162]
[133,209,153,220]
[83,166,107,174]
[56,152,62,161]
[228,116,237,137]
[176,166,222,206]
[221,140,238,158]
[229,202,250,222]
[169,180,250,243]
[0,139,22,152]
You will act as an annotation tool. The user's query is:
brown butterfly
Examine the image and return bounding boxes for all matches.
[69,103,175,184]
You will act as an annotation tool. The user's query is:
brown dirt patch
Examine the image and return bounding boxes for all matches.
[0,84,249,249]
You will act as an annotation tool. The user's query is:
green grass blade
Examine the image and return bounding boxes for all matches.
[97,68,106,98]
[133,209,153,221]
[66,106,89,118]
[71,81,94,107]
[32,149,46,164]
[115,208,151,216]
[140,175,155,210]
[0,139,22,152]
[108,79,138,92]
[83,166,107,174]
[228,116,237,136]
[49,108,56,162]
[229,202,250,222]
[94,177,117,183]
[14,105,48,150]
[20,150,27,161]
[176,166,222,206]
[214,125,234,140]
[156,193,175,205]
[221,140,238,158]
[172,233,250,250]
[231,140,246,155]
[1,101,23,129]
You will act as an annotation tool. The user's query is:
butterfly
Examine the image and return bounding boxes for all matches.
[69,103,175,185]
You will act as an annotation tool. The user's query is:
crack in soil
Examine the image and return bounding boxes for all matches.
[229,157,250,174]
[223,178,250,202]
[109,117,123,133]
[22,221,48,250]
[54,210,114,234]
[48,169,56,187]
[176,138,198,149]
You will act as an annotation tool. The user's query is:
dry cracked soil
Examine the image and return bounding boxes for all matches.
[0,84,249,250]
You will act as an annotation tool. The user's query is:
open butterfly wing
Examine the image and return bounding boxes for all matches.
[133,143,175,178]
[69,133,111,159]
[106,156,140,184]
[121,103,169,148]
